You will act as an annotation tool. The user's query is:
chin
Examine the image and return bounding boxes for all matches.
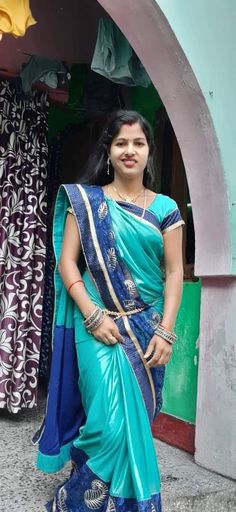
[116,168,144,180]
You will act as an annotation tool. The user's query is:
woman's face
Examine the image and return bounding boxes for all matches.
[108,122,149,181]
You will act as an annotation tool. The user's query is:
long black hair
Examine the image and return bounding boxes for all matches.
[79,110,155,188]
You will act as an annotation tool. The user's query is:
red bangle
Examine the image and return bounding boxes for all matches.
[68,279,83,293]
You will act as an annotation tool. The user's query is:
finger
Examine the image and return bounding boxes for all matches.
[146,349,163,367]
[155,355,168,367]
[93,328,116,345]
[106,335,118,345]
[161,351,172,364]
[148,349,171,367]
[96,336,110,345]
[144,339,156,359]
[95,333,112,345]
[111,328,125,344]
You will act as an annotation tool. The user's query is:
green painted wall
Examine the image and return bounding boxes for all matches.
[156,0,236,273]
[162,281,201,423]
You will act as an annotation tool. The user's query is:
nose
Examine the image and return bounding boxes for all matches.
[125,143,135,155]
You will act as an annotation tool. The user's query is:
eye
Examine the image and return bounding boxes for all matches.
[135,141,145,147]
[115,141,125,147]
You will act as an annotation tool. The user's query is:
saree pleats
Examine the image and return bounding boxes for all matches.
[46,317,161,511]
[73,317,160,500]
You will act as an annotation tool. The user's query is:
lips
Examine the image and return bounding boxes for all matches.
[122,159,136,167]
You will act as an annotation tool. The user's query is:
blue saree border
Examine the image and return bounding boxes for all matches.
[47,446,162,512]
[115,200,161,232]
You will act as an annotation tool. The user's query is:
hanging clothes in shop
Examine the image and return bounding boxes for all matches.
[91,18,151,88]
[0,80,48,412]
[0,0,36,39]
[19,55,68,95]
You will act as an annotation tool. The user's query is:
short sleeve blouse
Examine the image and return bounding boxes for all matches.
[148,194,185,233]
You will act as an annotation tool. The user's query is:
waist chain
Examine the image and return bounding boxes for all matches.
[104,307,145,319]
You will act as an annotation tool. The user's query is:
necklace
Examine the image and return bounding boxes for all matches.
[111,184,144,203]
[110,184,147,221]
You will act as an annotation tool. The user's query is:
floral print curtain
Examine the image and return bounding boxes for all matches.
[0,81,48,412]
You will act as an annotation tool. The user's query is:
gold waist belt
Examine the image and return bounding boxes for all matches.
[104,307,144,319]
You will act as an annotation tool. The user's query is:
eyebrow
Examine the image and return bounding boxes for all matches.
[115,137,146,141]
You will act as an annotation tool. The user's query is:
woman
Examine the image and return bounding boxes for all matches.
[36,110,184,511]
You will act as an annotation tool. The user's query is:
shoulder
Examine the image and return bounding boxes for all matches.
[148,193,178,218]
[62,183,101,197]
[61,183,99,190]
[66,184,102,216]
[148,193,185,233]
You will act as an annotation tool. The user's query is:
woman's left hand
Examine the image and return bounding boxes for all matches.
[144,335,172,367]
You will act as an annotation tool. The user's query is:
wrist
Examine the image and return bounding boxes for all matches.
[83,306,105,332]
[80,299,100,319]
[160,319,174,332]
[154,324,177,345]
[83,305,98,319]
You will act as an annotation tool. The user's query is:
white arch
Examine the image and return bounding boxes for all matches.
[97,0,231,276]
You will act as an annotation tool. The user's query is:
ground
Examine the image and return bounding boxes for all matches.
[0,389,236,512]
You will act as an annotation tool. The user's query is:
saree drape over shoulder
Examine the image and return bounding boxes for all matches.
[35,184,184,512]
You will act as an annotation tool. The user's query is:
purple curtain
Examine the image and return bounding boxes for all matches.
[0,81,49,412]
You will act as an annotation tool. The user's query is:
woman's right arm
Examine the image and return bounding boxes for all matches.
[58,213,123,345]
[58,213,97,318]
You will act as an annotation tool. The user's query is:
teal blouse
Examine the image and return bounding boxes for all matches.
[67,193,184,317]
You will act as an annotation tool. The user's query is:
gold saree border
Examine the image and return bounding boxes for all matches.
[77,185,125,314]
[122,316,156,417]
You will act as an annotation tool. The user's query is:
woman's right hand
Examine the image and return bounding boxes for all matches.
[91,315,124,345]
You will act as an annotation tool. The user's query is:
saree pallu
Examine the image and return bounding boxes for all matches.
[35,184,184,512]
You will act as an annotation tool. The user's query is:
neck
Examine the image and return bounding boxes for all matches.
[112,176,144,195]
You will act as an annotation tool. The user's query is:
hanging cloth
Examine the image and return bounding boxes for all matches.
[0,0,36,39]
[91,18,151,88]
[19,55,68,94]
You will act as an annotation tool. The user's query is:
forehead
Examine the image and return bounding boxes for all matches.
[114,122,147,140]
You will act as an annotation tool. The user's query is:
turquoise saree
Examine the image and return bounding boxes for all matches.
[35,184,184,512]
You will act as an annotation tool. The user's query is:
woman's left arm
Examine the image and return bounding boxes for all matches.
[161,225,184,331]
[144,226,183,367]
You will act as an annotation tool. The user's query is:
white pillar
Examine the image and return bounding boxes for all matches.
[195,277,236,478]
